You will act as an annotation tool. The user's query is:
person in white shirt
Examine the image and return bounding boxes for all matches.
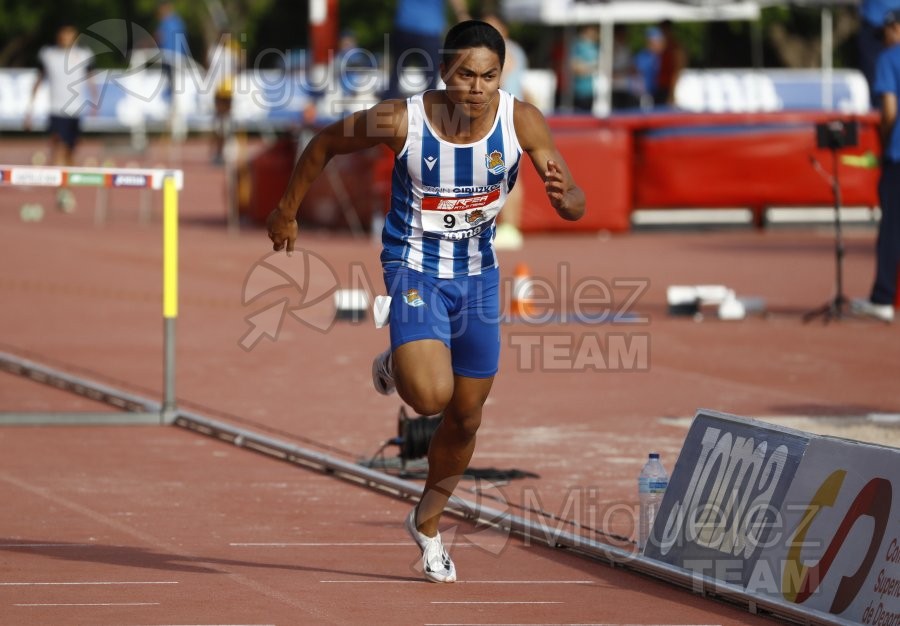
[26,25,96,211]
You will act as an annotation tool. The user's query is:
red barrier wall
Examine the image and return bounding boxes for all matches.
[518,124,633,233]
[633,113,880,213]
[242,139,388,229]
[242,112,881,233]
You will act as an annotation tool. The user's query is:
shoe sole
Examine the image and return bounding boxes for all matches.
[372,354,395,395]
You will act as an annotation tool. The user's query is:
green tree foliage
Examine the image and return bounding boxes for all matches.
[0,1,864,72]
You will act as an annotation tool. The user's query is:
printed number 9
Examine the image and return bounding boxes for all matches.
[444,214,456,228]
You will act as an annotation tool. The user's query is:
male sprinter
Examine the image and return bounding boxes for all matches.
[267,20,585,582]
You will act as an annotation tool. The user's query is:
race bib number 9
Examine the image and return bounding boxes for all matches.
[421,190,501,239]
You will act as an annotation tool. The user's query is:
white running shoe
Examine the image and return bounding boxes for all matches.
[56,189,76,213]
[371,348,396,395]
[405,507,456,583]
[851,298,895,323]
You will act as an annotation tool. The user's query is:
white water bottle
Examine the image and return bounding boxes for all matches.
[638,452,668,552]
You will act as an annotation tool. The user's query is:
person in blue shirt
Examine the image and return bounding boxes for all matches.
[569,25,600,113]
[854,9,900,322]
[385,0,470,99]
[634,27,664,108]
[859,0,900,107]
[157,2,190,64]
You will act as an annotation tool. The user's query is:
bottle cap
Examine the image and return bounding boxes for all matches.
[649,453,659,459]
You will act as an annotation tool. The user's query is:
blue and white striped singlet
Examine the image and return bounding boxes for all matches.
[381,89,522,278]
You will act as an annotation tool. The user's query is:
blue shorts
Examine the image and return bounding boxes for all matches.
[383,264,500,379]
[48,115,81,149]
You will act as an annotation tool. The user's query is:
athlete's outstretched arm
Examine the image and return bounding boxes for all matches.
[268,100,407,254]
[513,101,585,222]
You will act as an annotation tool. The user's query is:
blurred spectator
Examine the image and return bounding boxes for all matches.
[385,0,470,99]
[25,25,95,212]
[156,1,192,139]
[156,1,191,91]
[207,32,241,164]
[634,26,664,108]
[611,25,639,110]
[859,0,900,107]
[483,14,529,250]
[482,14,531,103]
[655,20,686,107]
[853,9,900,323]
[551,32,568,109]
[570,25,600,113]
[335,29,378,98]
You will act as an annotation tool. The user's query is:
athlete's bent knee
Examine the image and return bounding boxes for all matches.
[401,381,453,417]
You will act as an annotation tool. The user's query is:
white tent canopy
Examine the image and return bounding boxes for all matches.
[502,0,764,114]
[502,0,861,114]
[501,0,762,25]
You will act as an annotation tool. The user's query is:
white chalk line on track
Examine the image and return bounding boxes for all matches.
[320,580,595,584]
[14,602,160,607]
[431,601,565,605]
[0,543,96,548]
[230,542,499,548]
[0,472,328,620]
[0,581,178,586]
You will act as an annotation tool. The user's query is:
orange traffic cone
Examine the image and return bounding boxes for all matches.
[511,262,534,318]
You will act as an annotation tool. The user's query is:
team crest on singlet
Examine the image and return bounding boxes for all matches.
[403,288,426,307]
[485,150,505,175]
[465,209,487,226]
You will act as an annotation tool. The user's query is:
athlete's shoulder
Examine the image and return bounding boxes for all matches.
[366,98,409,153]
[512,99,550,148]
[512,98,543,123]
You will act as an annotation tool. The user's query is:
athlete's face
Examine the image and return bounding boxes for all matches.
[440,47,502,119]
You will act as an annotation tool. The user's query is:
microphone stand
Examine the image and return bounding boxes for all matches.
[803,145,848,323]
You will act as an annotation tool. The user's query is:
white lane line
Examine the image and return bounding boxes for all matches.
[0,473,320,617]
[0,581,178,586]
[431,601,564,605]
[230,542,494,548]
[15,602,159,607]
[458,580,593,584]
[320,580,594,584]
[230,542,411,547]
[0,543,96,548]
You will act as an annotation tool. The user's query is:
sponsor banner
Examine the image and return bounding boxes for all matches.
[112,173,150,188]
[421,190,501,212]
[676,69,870,114]
[0,169,10,184]
[647,410,900,623]
[645,411,810,587]
[66,172,107,187]
[10,168,63,187]
[0,68,324,132]
[752,437,900,623]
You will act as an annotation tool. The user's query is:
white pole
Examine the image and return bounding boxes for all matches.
[598,20,615,117]
[822,7,834,110]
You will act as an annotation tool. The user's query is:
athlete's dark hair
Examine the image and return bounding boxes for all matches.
[442,20,506,69]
